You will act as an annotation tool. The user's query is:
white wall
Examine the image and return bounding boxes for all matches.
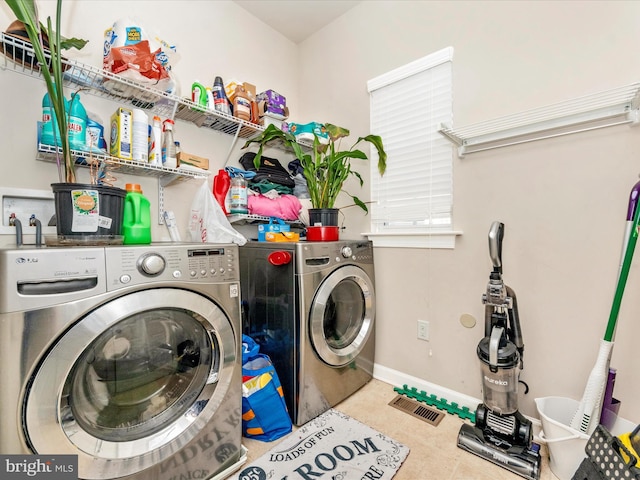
[297,0,640,422]
[1,0,639,425]
[0,0,299,243]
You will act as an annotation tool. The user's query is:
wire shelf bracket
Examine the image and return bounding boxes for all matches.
[439,82,640,158]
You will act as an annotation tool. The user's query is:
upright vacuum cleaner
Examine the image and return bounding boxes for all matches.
[457,221,541,480]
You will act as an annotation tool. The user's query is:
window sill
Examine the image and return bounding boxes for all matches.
[362,230,463,249]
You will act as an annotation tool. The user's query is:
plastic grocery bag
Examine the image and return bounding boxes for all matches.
[188,181,247,245]
[103,17,178,99]
[241,335,292,441]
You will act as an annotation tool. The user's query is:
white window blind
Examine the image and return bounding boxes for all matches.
[367,47,457,248]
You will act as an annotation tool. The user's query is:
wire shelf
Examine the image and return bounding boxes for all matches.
[36,144,209,186]
[0,32,298,145]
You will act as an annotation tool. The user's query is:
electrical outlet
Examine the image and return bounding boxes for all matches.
[417,319,429,341]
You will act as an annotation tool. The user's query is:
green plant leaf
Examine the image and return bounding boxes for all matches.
[241,121,387,212]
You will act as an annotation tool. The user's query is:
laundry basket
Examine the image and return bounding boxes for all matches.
[578,424,640,479]
[535,397,637,480]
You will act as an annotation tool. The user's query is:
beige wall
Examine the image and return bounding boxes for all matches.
[297,1,640,421]
[0,0,299,242]
[1,0,639,423]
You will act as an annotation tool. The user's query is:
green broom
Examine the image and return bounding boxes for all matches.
[571,182,640,434]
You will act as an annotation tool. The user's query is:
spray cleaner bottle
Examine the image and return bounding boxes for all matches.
[162,119,177,169]
[148,115,163,166]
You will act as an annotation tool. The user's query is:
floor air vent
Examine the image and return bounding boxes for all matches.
[388,395,445,427]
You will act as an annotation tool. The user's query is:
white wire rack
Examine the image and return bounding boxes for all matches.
[0,32,303,145]
[0,32,312,158]
[439,82,640,157]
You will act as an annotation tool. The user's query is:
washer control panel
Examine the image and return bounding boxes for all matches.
[105,244,238,290]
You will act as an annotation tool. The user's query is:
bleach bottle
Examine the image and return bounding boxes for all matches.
[67,92,88,151]
[41,86,69,147]
[122,183,152,244]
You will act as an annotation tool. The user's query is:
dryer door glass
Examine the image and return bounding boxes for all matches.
[66,308,214,442]
[310,265,375,366]
[324,279,364,349]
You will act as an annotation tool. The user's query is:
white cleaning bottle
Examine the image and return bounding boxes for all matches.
[149,115,162,166]
[162,119,177,169]
[132,108,148,162]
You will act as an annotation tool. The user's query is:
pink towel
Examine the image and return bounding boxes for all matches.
[248,194,302,221]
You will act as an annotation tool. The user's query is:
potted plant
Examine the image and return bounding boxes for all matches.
[242,123,387,227]
[4,0,127,241]
[5,0,86,183]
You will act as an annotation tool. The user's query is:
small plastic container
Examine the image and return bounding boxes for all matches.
[229,176,248,214]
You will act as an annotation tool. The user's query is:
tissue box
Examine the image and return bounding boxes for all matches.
[258,219,290,242]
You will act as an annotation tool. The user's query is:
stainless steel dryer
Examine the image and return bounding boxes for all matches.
[0,243,243,480]
[239,240,375,426]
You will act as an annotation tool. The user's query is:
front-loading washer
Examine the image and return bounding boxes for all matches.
[0,243,243,480]
[239,240,375,426]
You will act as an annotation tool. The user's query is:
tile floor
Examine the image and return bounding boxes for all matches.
[241,378,562,480]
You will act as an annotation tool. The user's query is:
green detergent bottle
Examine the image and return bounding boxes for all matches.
[122,183,152,244]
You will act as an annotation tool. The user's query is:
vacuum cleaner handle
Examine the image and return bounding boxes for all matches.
[506,285,525,368]
[488,221,504,274]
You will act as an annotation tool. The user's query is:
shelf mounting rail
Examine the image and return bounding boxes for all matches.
[439,82,640,157]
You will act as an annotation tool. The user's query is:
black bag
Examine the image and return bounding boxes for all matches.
[239,152,295,188]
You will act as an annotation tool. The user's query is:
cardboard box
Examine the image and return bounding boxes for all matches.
[266,231,299,242]
[110,107,133,160]
[258,101,289,119]
[258,219,290,242]
[243,82,257,99]
[258,89,286,108]
[177,151,209,170]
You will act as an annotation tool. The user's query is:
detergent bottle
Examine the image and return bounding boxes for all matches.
[122,183,152,244]
[67,92,88,151]
[41,86,69,147]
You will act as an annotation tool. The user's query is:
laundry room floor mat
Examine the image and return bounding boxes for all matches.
[229,408,410,480]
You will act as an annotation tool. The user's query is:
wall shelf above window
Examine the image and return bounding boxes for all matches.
[438,82,640,157]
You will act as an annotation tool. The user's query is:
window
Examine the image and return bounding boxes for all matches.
[366,47,460,249]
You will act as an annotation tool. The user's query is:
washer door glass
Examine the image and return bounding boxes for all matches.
[309,265,375,366]
[24,288,237,474]
[66,308,214,442]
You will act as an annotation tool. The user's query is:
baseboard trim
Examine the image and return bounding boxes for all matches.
[372,363,543,436]
[372,363,481,412]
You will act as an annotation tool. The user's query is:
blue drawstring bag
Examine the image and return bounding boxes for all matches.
[241,335,292,441]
